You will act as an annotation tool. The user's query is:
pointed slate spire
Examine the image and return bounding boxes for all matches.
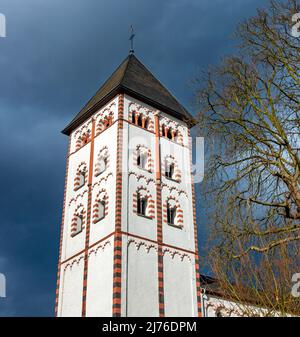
[62,54,195,134]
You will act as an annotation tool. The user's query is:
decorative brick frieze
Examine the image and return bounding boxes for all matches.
[162,248,192,263]
[87,239,112,258]
[128,171,155,185]
[127,238,158,253]
[68,190,88,207]
[62,255,85,272]
[161,184,188,198]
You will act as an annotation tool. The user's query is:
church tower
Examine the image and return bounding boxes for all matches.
[55,54,201,317]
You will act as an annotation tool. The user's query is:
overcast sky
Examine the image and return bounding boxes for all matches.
[0,0,269,316]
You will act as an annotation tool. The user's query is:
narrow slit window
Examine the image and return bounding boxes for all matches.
[137,151,148,170]
[137,194,147,216]
[78,171,85,188]
[167,205,176,225]
[132,112,136,124]
[76,214,83,234]
[98,201,105,221]
[165,162,175,179]
[137,114,143,127]
[167,129,172,140]
[99,157,107,174]
[144,118,149,130]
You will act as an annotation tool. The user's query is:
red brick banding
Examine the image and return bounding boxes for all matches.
[112,93,124,317]
[188,129,202,317]
[81,119,96,317]
[154,113,165,317]
[55,136,71,316]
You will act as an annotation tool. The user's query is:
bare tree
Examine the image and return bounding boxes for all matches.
[195,0,300,258]
[194,0,300,315]
[206,237,300,316]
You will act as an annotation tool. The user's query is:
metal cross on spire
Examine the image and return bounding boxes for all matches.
[129,25,135,54]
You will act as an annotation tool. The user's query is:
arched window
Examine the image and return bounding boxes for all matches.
[167,204,176,225]
[95,148,110,177]
[72,214,83,236]
[131,111,150,130]
[93,191,108,224]
[103,116,113,129]
[137,114,143,127]
[78,171,85,188]
[137,150,148,170]
[74,164,87,191]
[76,215,83,232]
[96,201,106,222]
[132,112,136,124]
[144,117,149,130]
[166,128,172,140]
[82,132,90,145]
[215,308,224,317]
[137,193,147,216]
[165,162,175,179]
[98,157,107,174]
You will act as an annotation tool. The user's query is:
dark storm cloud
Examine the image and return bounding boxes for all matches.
[0,0,268,316]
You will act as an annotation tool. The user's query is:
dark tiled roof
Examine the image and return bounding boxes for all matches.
[62,54,196,135]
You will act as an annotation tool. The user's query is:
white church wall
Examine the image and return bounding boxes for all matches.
[59,254,84,317]
[202,293,287,317]
[163,250,197,317]
[126,122,157,240]
[89,123,118,246]
[85,239,114,317]
[58,89,199,317]
[122,95,158,239]
[160,138,195,251]
[126,238,159,317]
[62,140,91,261]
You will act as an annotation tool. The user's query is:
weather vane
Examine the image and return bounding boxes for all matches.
[129,25,135,54]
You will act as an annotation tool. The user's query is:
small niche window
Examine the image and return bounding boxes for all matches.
[167,204,176,225]
[98,201,106,221]
[165,162,175,179]
[74,214,83,235]
[137,114,143,127]
[103,117,112,129]
[132,112,136,124]
[82,132,90,145]
[132,112,149,130]
[78,171,86,188]
[166,129,172,140]
[216,309,224,317]
[99,157,107,174]
[137,194,147,216]
[137,151,148,170]
[144,118,149,129]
